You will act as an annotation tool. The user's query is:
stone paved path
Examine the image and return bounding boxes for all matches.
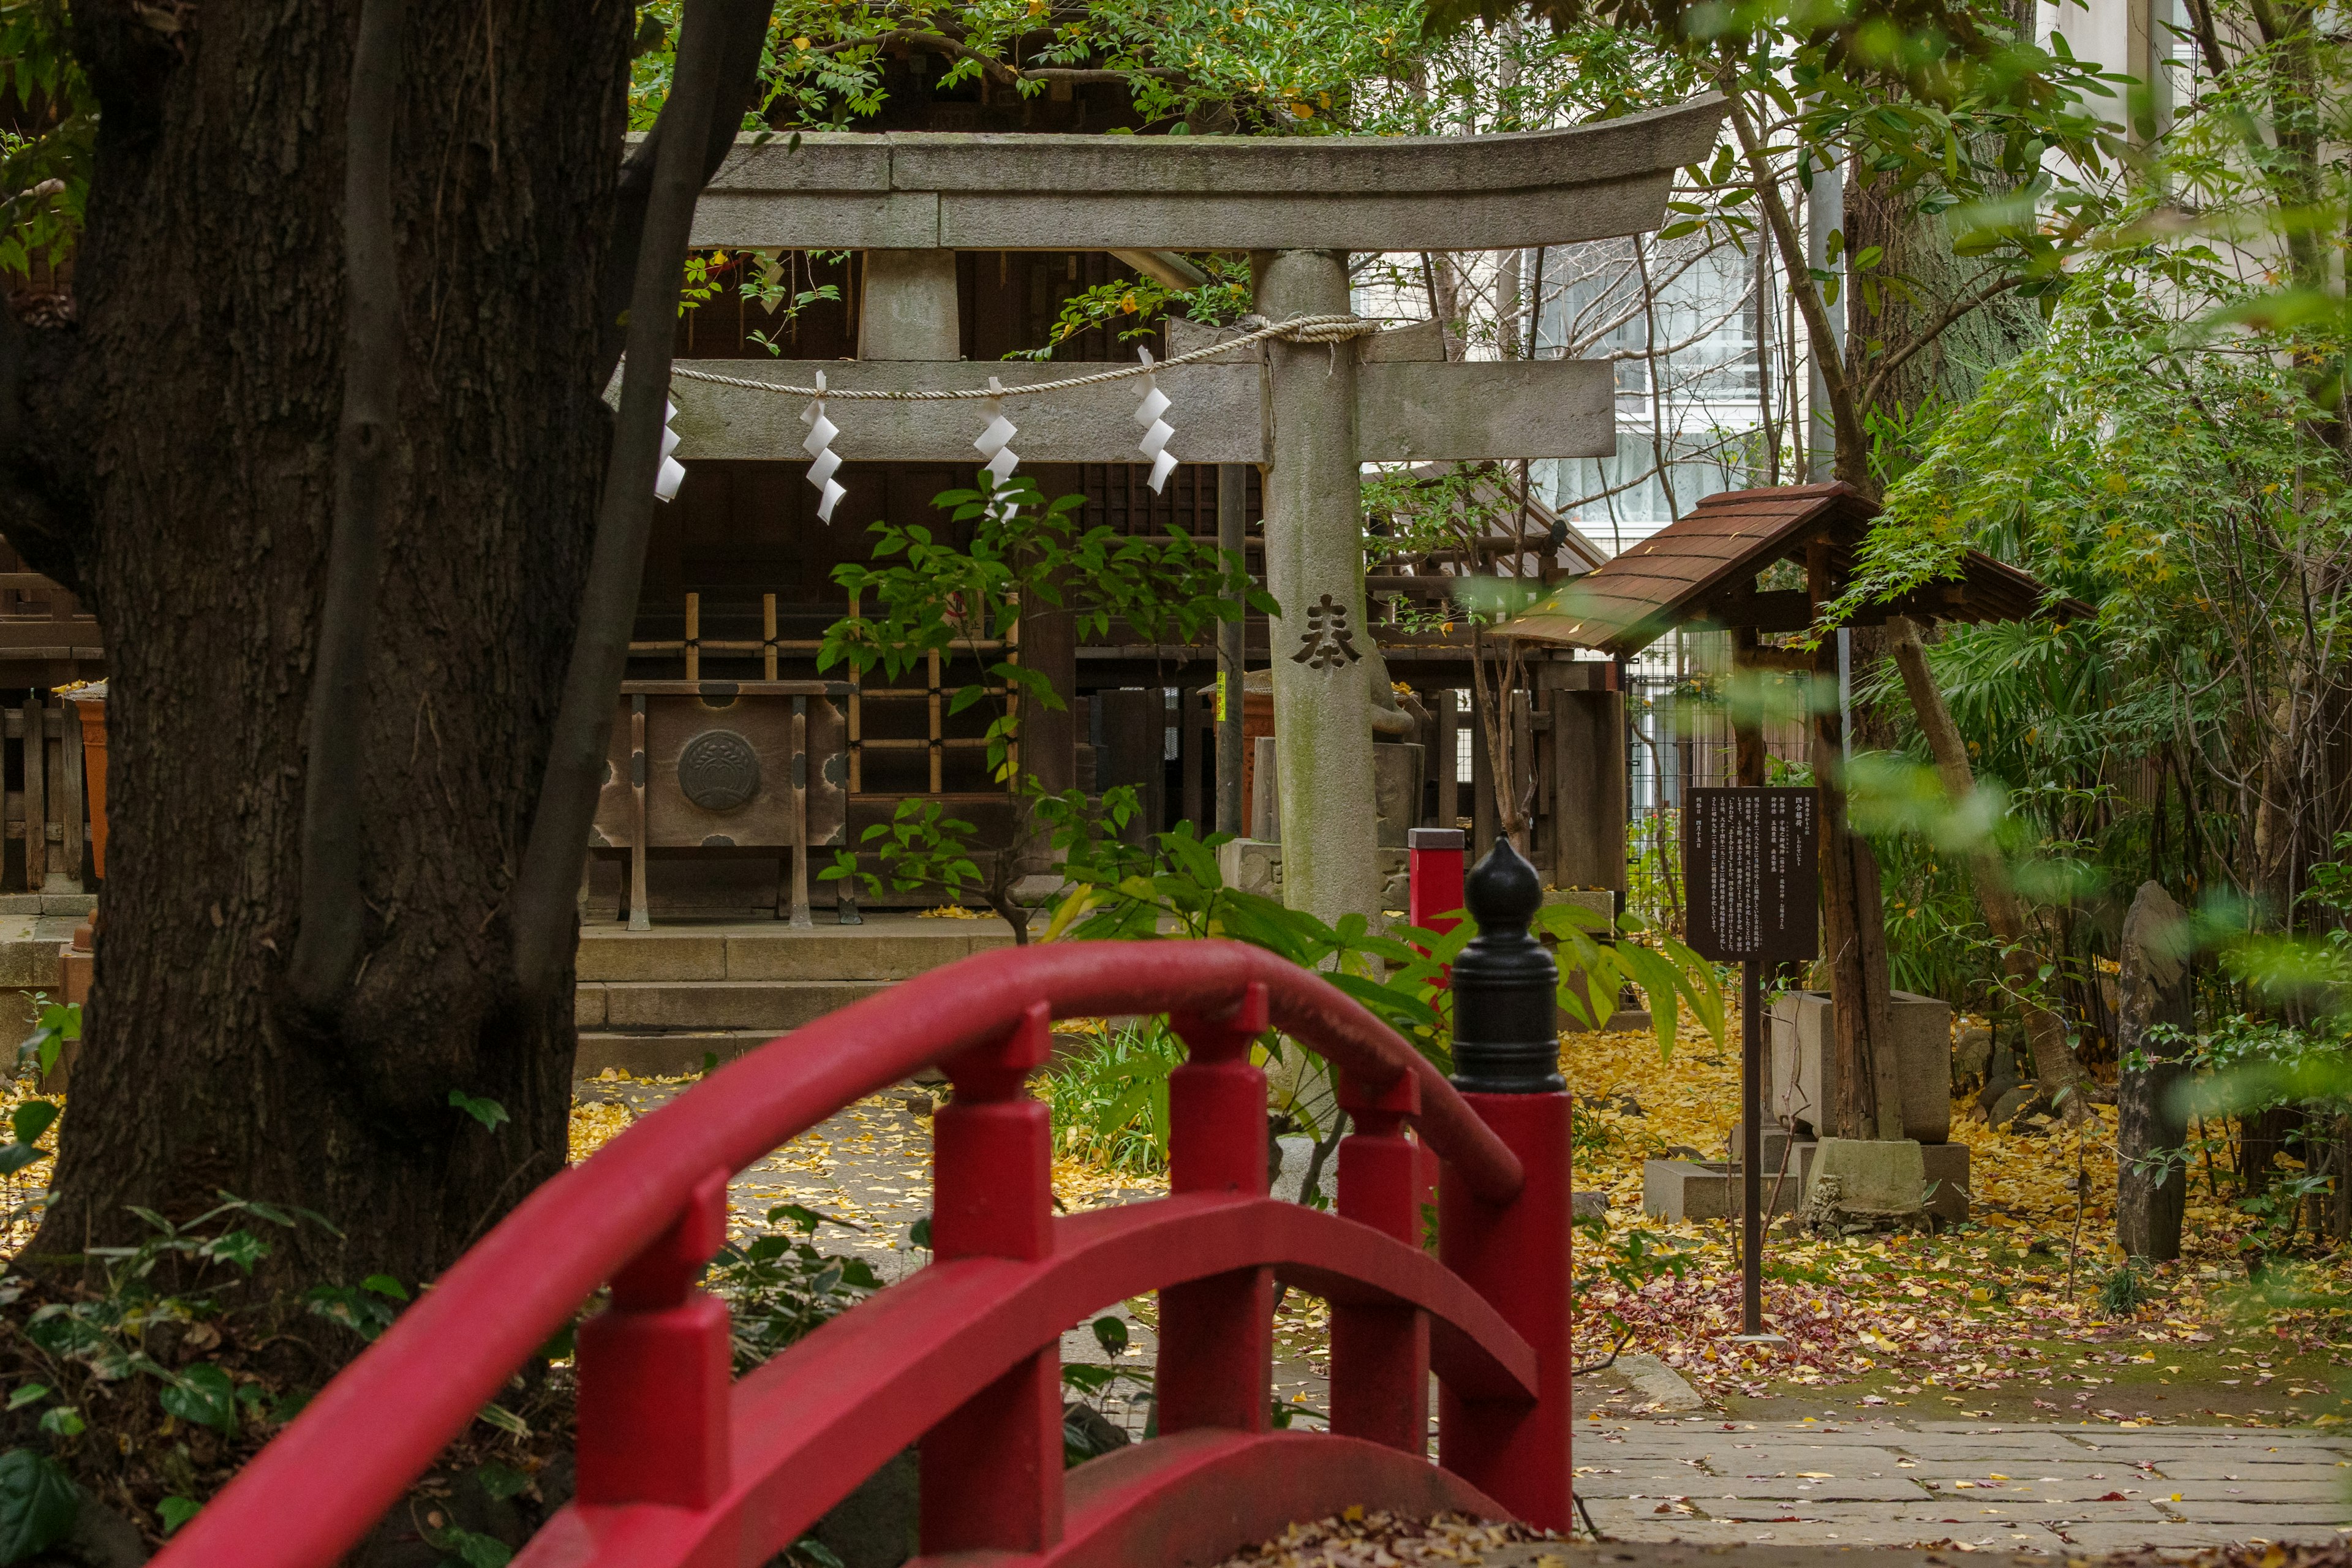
[580,1073,2351,1554]
[1575,1415,2351,1553]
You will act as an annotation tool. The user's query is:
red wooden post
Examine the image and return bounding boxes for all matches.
[1331,1068,1429,1452]
[1161,982,1272,1434]
[1436,840,1574,1532]
[1409,827,1466,943]
[922,1000,1061,1555]
[575,1169,733,1509]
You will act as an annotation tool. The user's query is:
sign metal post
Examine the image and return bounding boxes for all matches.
[1684,786,1819,1336]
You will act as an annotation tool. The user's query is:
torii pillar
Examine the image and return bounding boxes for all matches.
[1257,249,1378,928]
[664,97,1728,925]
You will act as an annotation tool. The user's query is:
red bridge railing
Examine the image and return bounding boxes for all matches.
[159,847,1572,1568]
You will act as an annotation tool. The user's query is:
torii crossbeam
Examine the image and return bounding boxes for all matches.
[669,98,1725,925]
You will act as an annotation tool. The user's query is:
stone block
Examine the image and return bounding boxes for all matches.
[1217,838,1282,899]
[1572,1190,1608,1221]
[575,1030,777,1080]
[575,932,728,983]
[0,895,40,915]
[1373,743,1423,850]
[1921,1141,1971,1222]
[725,932,971,982]
[1724,1126,1820,1194]
[1770,988,1953,1144]
[1641,1158,1809,1220]
[0,940,61,990]
[39,893,95,916]
[1643,1158,1727,1220]
[576,985,608,1028]
[1804,1137,1924,1215]
[601,979,887,1033]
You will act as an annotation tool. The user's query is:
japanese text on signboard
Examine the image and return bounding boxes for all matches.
[1683,787,1820,964]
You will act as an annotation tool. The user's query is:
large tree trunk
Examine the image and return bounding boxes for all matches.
[2,1,633,1295]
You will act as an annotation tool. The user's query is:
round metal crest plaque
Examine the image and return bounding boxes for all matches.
[678,729,761,812]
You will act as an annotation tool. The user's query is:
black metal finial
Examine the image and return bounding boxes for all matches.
[1450,837,1564,1095]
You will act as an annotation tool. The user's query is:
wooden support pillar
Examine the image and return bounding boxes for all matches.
[1470,685,1496,859]
[1019,597,1077,797]
[20,696,43,892]
[1806,541,1899,1140]
[1434,688,1460,832]
[1544,665,1626,894]
[1731,627,1766,788]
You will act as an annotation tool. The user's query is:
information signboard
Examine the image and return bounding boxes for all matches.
[1684,787,1820,965]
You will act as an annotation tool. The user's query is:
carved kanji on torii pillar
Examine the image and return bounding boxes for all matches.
[664,99,1725,926]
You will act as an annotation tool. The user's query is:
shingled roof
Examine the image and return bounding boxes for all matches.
[1499,482,2085,656]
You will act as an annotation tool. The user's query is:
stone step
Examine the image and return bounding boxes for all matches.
[577,978,892,1033]
[576,1028,787,1079]
[575,918,1014,984]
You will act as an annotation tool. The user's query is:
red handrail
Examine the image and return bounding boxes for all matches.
[159,940,1525,1568]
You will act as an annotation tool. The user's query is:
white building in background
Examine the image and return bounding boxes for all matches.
[1534,239,1774,554]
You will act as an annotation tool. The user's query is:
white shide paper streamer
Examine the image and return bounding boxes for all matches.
[800,369,846,523]
[1131,348,1177,493]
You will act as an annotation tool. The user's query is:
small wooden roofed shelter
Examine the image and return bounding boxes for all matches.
[1503,481,2082,663]
[1498,480,2084,1144]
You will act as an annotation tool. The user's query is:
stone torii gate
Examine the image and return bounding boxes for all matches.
[668,98,1723,927]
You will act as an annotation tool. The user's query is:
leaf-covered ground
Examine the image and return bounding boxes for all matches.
[1566,1014,2352,1429]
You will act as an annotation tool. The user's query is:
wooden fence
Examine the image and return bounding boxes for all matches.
[4,699,88,894]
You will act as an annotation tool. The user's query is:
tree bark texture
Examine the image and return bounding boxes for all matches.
[4,1,634,1294]
[1842,166,2040,420]
[2115,880,2192,1261]
[1886,617,2091,1121]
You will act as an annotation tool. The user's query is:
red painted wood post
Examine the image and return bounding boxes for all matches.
[1437,840,1575,1532]
[1161,982,1272,1433]
[1407,827,1464,1228]
[575,1169,734,1509]
[922,1000,1061,1555]
[1332,1067,1430,1452]
[1408,827,1467,988]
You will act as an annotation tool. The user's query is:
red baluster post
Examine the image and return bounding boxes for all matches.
[1332,1067,1429,1452]
[1408,826,1467,959]
[1406,826,1466,1209]
[922,1000,1061,1555]
[576,1169,734,1509]
[1438,839,1574,1531]
[1161,982,1272,1433]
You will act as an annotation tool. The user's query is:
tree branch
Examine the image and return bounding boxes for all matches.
[515,0,775,1003]
[592,5,774,392]
[287,0,407,1016]
[1856,271,2027,411]
[1721,75,1868,487]
[2176,0,2233,85]
[1885,615,2090,1122]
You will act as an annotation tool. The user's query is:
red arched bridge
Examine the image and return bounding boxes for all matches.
[159,923,1573,1566]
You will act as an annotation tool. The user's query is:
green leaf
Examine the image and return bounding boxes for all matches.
[0,1148,40,1180]
[448,1091,510,1132]
[0,1447,78,1563]
[157,1497,200,1537]
[474,1462,532,1502]
[429,1523,514,1568]
[1089,1315,1130,1357]
[159,1364,240,1434]
[7,1104,55,1147]
[362,1273,410,1302]
[475,1401,529,1438]
[2,1387,43,1413]
[34,1409,79,1439]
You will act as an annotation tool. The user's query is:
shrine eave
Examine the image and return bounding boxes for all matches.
[685,96,1726,253]
[1496,481,2093,657]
